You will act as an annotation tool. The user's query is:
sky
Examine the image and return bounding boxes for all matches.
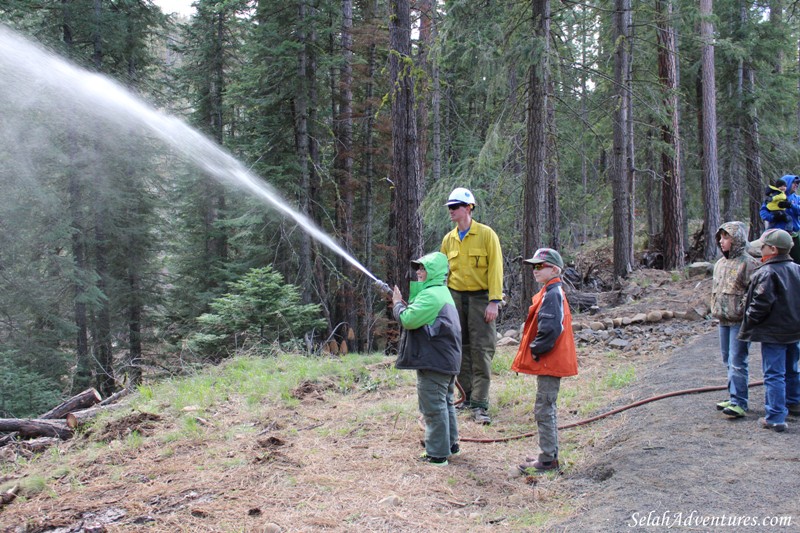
[153,0,195,17]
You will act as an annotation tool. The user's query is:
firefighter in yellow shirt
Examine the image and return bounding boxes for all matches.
[441,188,504,424]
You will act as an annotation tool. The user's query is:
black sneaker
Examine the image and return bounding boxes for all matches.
[419,452,448,465]
[472,407,491,425]
[420,442,460,456]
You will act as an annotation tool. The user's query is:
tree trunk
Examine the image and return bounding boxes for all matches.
[334,0,357,351]
[38,388,101,420]
[389,0,424,294]
[295,0,314,305]
[699,0,720,261]
[611,0,633,281]
[744,65,763,239]
[63,0,91,394]
[0,419,72,439]
[431,10,442,184]
[362,0,380,352]
[66,403,126,429]
[656,0,685,270]
[523,0,550,302]
[416,0,433,176]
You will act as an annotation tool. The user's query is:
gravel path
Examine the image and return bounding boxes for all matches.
[551,331,799,532]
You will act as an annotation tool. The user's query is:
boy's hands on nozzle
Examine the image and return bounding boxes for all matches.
[392,285,404,306]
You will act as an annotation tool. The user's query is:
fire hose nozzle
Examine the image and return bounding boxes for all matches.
[374,279,392,295]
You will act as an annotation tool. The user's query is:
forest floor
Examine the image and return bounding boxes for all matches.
[1,267,799,532]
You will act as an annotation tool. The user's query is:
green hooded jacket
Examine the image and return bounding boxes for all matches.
[393,252,462,374]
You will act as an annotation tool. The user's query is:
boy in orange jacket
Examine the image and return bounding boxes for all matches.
[512,248,578,473]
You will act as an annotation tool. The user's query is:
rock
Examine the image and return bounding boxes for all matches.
[662,310,674,319]
[612,318,623,328]
[646,311,663,323]
[602,318,615,329]
[573,323,584,332]
[497,337,519,347]
[632,313,647,324]
[673,310,688,319]
[596,330,610,341]
[508,465,523,478]
[622,317,632,326]
[589,305,600,315]
[589,321,605,331]
[261,524,282,533]
[687,261,713,277]
[503,329,518,339]
[379,495,401,507]
[608,339,630,349]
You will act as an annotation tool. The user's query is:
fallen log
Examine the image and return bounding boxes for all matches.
[66,403,126,430]
[16,437,61,454]
[0,419,72,439]
[99,388,130,406]
[1,485,19,507]
[39,388,102,420]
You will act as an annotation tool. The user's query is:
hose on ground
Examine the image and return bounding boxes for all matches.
[459,380,765,443]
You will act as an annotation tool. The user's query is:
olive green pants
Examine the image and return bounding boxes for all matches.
[450,289,496,410]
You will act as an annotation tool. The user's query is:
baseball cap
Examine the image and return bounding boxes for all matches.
[523,248,564,270]
[750,228,794,251]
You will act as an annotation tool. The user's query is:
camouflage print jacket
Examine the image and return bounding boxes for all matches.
[710,221,758,326]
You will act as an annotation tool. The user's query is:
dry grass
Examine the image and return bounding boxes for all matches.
[0,317,711,532]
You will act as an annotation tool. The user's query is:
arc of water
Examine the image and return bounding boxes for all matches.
[0,25,381,285]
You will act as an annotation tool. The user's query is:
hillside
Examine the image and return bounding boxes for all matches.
[5,268,794,532]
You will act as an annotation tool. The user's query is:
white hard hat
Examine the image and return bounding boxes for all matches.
[445,187,476,206]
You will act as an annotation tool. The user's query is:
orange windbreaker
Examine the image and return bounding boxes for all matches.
[511,278,578,377]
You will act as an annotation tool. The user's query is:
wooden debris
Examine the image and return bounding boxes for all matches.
[38,388,102,420]
[0,418,72,439]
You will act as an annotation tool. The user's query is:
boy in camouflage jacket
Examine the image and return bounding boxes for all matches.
[710,221,758,418]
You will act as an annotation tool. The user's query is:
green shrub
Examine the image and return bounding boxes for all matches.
[187,266,325,360]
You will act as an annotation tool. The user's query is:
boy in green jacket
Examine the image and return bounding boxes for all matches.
[392,252,462,465]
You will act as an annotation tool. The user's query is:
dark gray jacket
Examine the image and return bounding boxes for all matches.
[393,252,462,375]
[738,255,800,344]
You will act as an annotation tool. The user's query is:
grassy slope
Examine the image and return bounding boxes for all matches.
[0,346,649,532]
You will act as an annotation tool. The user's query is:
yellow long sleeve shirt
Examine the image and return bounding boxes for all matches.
[440,220,504,301]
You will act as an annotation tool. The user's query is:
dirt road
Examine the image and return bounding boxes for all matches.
[552,332,799,532]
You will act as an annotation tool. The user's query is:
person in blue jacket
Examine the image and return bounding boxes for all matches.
[392,252,462,465]
[760,176,795,232]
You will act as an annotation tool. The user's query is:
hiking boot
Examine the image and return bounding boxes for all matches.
[455,401,471,411]
[716,400,732,411]
[760,417,788,433]
[518,459,559,474]
[722,404,746,418]
[787,404,800,416]
[472,407,491,425]
[419,452,448,465]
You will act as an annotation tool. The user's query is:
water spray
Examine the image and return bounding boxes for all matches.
[0,25,393,299]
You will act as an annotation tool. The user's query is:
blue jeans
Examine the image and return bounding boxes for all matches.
[417,370,459,458]
[718,325,750,410]
[760,342,800,424]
